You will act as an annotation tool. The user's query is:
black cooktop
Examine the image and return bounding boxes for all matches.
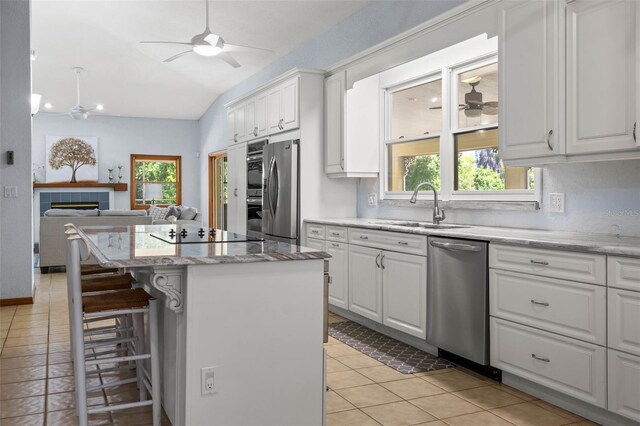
[150,226,264,245]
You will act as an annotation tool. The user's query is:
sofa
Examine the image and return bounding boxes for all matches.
[38,206,202,272]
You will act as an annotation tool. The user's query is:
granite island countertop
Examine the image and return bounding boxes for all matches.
[305,218,640,258]
[77,224,330,268]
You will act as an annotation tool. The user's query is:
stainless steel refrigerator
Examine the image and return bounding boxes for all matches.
[262,139,299,244]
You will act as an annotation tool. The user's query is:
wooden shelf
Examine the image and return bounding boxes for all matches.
[33,182,128,192]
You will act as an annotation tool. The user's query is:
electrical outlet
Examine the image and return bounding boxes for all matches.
[3,186,17,198]
[201,366,217,395]
[549,193,565,213]
[367,193,377,207]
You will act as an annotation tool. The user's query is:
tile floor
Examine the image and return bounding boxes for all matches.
[0,271,597,425]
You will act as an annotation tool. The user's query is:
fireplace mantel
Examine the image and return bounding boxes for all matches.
[33,182,127,191]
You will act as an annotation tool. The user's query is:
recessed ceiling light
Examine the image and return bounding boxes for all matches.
[96,104,104,111]
[44,102,53,109]
[431,97,438,103]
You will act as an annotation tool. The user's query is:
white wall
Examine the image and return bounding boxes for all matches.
[32,113,201,211]
[0,0,34,299]
[197,1,465,224]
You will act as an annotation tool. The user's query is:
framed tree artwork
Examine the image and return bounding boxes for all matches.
[45,136,98,183]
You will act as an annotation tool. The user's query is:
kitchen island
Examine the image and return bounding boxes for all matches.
[77,224,329,426]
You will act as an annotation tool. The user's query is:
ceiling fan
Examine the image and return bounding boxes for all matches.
[430,76,498,117]
[139,0,272,67]
[50,67,103,120]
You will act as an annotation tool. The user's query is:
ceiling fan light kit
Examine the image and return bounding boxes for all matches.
[139,0,271,67]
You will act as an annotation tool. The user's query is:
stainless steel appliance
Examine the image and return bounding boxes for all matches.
[427,237,489,365]
[262,139,299,244]
[246,140,266,238]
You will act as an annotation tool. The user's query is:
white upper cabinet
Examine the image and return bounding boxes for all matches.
[255,94,268,138]
[566,0,638,155]
[227,108,236,144]
[499,0,563,161]
[324,72,380,177]
[245,98,257,140]
[267,78,299,134]
[235,104,246,143]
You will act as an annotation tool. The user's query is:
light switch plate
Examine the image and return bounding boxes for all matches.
[3,186,17,198]
[367,193,377,207]
[549,193,565,213]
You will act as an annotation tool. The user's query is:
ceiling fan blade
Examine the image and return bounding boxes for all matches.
[217,52,241,68]
[164,50,194,63]
[223,43,273,54]
[429,106,442,110]
[482,102,499,115]
[140,41,193,46]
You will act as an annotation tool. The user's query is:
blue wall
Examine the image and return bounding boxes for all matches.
[198,0,465,221]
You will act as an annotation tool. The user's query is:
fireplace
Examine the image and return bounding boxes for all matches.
[50,201,100,210]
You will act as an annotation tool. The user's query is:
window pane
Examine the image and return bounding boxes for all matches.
[388,138,440,192]
[390,79,442,139]
[137,160,177,183]
[457,63,498,128]
[135,183,144,205]
[162,183,177,205]
[454,129,533,191]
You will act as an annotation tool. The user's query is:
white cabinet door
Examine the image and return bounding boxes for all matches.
[608,349,640,422]
[227,108,236,144]
[255,94,268,138]
[267,86,282,133]
[226,144,247,234]
[280,78,299,131]
[608,288,640,357]
[566,0,637,154]
[499,0,562,160]
[382,251,427,339]
[326,241,349,310]
[235,104,247,143]
[245,99,257,140]
[324,72,345,174]
[348,245,382,323]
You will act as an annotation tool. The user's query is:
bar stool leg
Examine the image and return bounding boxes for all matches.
[132,312,148,402]
[149,298,161,426]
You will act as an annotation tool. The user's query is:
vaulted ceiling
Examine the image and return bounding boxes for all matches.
[31,0,370,120]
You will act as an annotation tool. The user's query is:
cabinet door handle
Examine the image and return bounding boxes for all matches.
[530,300,550,307]
[254,127,258,137]
[375,253,381,268]
[634,122,636,142]
[278,118,284,130]
[530,259,549,266]
[340,157,344,170]
[380,254,385,269]
[546,129,553,151]
[531,354,550,363]
[233,188,238,197]
[359,235,369,240]
[397,241,408,246]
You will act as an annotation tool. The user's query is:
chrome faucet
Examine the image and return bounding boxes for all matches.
[409,182,446,224]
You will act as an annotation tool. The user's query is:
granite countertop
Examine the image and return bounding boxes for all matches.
[305,218,640,258]
[77,225,330,268]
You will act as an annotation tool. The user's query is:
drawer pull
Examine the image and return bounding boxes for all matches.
[330,243,339,248]
[530,300,549,307]
[311,230,319,234]
[531,354,550,363]
[360,236,369,240]
[398,241,409,246]
[530,260,549,266]
[331,232,341,236]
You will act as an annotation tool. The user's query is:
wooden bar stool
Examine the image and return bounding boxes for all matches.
[67,234,161,426]
[80,264,120,276]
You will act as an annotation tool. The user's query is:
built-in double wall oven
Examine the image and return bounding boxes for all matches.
[246,139,267,238]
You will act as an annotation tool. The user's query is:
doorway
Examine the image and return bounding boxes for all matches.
[208,151,228,229]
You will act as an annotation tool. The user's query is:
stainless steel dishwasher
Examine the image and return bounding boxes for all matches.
[427,237,489,365]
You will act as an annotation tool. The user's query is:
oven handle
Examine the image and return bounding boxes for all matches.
[246,198,263,205]
[247,155,263,162]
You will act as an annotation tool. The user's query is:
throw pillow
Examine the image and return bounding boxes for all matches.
[166,206,182,219]
[148,206,168,222]
[179,206,197,221]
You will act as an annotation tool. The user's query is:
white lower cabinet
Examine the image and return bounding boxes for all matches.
[608,287,640,357]
[326,241,349,310]
[608,349,640,422]
[348,245,383,322]
[491,317,607,408]
[382,251,427,339]
[305,237,325,251]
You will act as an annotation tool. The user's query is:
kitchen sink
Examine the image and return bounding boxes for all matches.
[377,221,470,229]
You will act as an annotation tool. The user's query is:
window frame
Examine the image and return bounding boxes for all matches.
[380,52,541,203]
[130,154,182,210]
